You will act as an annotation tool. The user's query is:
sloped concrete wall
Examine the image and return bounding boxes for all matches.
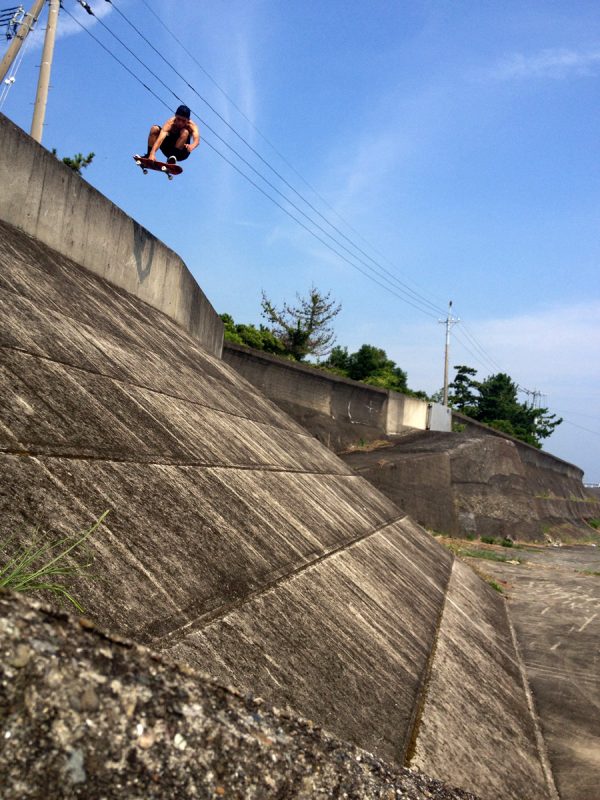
[0,219,551,799]
[0,113,223,357]
[411,558,557,800]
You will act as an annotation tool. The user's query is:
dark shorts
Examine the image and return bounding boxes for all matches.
[157,125,191,161]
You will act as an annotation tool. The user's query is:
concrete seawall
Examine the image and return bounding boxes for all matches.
[0,215,555,799]
[0,112,223,357]
[0,117,562,799]
[223,341,451,449]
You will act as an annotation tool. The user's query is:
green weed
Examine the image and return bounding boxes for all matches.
[459,548,518,563]
[0,511,109,612]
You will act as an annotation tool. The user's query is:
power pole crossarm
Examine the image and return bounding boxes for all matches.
[0,0,45,84]
[439,300,460,407]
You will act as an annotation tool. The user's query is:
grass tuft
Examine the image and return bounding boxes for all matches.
[0,511,109,612]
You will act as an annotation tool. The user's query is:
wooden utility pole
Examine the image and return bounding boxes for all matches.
[30,0,59,143]
[0,0,45,84]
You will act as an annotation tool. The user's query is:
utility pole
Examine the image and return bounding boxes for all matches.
[30,0,59,143]
[0,0,45,84]
[439,300,460,406]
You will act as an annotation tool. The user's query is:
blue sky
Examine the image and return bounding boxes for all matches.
[2,0,599,480]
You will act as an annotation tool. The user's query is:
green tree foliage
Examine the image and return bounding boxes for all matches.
[320,343,421,395]
[448,365,562,447]
[260,286,341,361]
[221,307,425,396]
[52,149,95,175]
[448,365,478,415]
[346,344,408,392]
[220,313,286,355]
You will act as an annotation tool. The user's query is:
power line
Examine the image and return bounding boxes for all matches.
[103,0,446,316]
[62,4,445,317]
[68,2,444,318]
[131,0,447,316]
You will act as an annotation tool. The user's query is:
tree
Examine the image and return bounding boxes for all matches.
[346,344,408,392]
[448,365,479,414]
[320,343,415,394]
[261,286,341,361]
[52,149,95,175]
[220,313,286,355]
[448,365,562,448]
[324,345,350,374]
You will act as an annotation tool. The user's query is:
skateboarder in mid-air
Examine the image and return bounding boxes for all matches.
[144,104,200,164]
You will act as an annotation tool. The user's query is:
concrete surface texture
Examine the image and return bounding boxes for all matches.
[222,341,450,451]
[471,545,600,800]
[342,430,600,542]
[0,112,223,358]
[0,217,551,799]
[0,593,483,800]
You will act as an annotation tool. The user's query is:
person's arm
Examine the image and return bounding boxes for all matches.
[148,119,174,160]
[185,121,201,153]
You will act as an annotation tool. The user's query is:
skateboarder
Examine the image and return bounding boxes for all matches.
[145,105,200,164]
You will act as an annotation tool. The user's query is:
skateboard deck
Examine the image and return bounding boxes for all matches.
[133,155,183,180]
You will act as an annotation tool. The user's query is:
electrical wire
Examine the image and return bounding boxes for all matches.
[63,4,445,317]
[68,2,445,317]
[0,19,31,110]
[66,1,577,431]
[116,0,447,317]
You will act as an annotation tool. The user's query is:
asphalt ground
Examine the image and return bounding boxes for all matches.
[462,542,600,800]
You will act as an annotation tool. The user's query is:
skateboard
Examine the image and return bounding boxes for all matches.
[133,155,183,180]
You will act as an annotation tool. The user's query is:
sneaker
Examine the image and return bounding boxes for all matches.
[167,155,177,164]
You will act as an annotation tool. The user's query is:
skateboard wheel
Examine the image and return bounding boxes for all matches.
[142,169,148,175]
[167,174,173,181]
[161,165,167,172]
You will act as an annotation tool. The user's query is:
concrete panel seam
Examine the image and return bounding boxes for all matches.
[0,343,321,444]
[504,599,560,800]
[26,455,187,617]
[523,661,600,687]
[155,514,410,647]
[403,554,455,766]
[0,449,355,477]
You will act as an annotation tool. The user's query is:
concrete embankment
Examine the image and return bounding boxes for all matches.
[222,342,596,541]
[0,218,554,799]
[342,430,600,542]
[0,116,557,799]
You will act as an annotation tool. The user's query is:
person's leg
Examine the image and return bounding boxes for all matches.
[174,129,191,150]
[171,147,190,162]
[145,125,161,157]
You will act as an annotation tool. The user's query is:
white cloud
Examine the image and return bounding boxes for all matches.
[491,47,600,80]
[20,0,116,47]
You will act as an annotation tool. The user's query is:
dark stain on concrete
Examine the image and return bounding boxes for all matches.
[132,219,155,282]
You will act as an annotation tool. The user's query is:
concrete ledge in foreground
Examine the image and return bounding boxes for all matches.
[0,592,481,800]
